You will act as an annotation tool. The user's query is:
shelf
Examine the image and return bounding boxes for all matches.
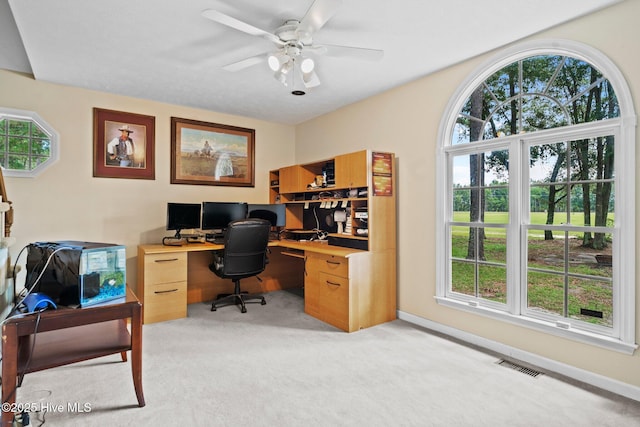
[328,233,368,241]
[283,197,368,204]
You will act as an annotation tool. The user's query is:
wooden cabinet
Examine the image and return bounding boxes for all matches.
[272,150,397,332]
[270,150,395,250]
[305,252,351,331]
[334,151,368,188]
[137,249,188,324]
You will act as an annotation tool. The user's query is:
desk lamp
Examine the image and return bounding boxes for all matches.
[334,210,347,234]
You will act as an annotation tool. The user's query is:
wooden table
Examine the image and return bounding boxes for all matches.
[1,287,144,426]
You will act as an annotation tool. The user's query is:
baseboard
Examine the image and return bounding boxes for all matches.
[397,310,640,402]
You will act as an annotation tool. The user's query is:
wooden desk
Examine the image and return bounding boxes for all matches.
[1,287,144,426]
[138,239,396,332]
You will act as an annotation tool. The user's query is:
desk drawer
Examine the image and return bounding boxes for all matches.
[143,281,187,324]
[318,272,349,331]
[144,252,187,285]
[306,252,349,278]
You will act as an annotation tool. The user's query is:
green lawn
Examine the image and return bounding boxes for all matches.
[450,211,613,327]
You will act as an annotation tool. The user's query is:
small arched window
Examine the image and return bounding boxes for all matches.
[0,108,59,177]
[436,40,636,353]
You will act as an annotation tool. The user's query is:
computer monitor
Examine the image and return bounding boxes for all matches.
[247,203,286,227]
[166,202,202,238]
[201,202,248,234]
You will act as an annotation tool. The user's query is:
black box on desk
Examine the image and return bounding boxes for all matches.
[282,229,318,241]
[327,236,368,250]
[26,241,127,307]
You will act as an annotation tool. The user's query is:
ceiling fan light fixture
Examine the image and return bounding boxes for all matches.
[300,57,315,73]
[268,52,289,72]
[302,69,321,89]
[274,60,293,87]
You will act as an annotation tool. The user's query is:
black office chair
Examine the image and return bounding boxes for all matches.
[209,218,270,313]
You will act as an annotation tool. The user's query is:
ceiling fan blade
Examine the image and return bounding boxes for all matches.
[201,9,283,45]
[310,44,384,61]
[222,54,266,72]
[298,0,343,35]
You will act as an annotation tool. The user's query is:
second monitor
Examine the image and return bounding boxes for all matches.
[202,202,248,242]
[247,203,286,227]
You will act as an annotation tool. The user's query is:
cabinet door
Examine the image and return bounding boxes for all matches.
[279,165,302,193]
[318,272,349,331]
[304,252,350,331]
[304,255,321,317]
[335,151,367,188]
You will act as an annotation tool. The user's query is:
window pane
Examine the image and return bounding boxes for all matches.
[32,125,48,139]
[479,265,507,303]
[485,149,509,183]
[570,136,615,181]
[530,142,568,183]
[527,270,565,316]
[530,184,569,224]
[32,138,51,156]
[451,226,471,259]
[453,117,471,145]
[484,188,508,221]
[528,229,565,273]
[568,277,612,328]
[486,104,516,138]
[569,183,615,226]
[486,63,520,101]
[8,137,29,153]
[484,228,507,264]
[31,156,48,168]
[451,260,475,296]
[8,154,29,170]
[453,188,471,216]
[568,235,613,278]
[0,118,5,133]
[8,120,29,136]
[521,95,569,131]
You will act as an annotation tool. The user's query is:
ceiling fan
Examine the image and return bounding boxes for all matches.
[201,0,384,95]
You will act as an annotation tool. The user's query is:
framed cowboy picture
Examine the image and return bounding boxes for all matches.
[93,108,155,179]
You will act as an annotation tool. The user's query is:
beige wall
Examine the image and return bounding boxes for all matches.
[0,71,296,294]
[2,0,639,395]
[296,1,640,390]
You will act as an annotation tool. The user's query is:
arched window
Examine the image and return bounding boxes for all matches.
[0,108,59,177]
[436,40,636,353]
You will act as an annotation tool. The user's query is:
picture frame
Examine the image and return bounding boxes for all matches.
[93,108,155,180]
[170,117,255,187]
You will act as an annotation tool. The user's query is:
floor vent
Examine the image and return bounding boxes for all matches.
[496,359,543,378]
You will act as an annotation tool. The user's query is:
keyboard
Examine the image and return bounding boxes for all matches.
[205,235,225,244]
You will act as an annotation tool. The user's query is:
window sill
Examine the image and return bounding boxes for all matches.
[435,296,637,355]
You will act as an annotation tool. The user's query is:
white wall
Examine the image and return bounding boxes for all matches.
[296,0,640,393]
[0,70,296,294]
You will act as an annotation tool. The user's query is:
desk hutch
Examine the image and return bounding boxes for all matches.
[137,150,396,332]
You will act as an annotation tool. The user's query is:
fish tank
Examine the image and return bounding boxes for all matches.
[76,243,127,306]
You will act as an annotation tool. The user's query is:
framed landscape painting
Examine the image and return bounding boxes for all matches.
[170,117,255,187]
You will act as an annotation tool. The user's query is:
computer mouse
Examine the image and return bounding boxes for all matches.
[23,292,57,312]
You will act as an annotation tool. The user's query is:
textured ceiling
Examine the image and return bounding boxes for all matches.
[2,0,621,124]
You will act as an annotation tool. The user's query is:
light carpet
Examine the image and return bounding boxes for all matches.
[14,289,640,426]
